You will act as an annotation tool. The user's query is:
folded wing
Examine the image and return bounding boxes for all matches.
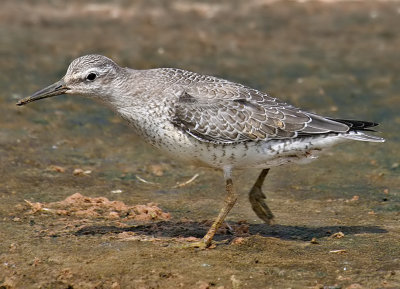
[172,89,353,144]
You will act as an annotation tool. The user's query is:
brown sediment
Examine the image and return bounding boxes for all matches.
[23,193,170,221]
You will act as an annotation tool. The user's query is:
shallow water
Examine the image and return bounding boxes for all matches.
[0,1,399,288]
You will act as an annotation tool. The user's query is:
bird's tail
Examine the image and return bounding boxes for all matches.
[328,118,385,143]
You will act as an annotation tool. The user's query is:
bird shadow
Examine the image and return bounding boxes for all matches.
[74,220,387,242]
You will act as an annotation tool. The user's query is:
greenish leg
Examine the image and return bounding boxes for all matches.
[201,178,237,246]
[182,178,237,249]
[248,168,274,224]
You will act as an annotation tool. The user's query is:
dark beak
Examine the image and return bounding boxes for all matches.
[16,79,69,106]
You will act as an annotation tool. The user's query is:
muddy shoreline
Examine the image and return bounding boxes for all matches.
[0,1,399,288]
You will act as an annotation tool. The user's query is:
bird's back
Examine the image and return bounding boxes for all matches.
[131,67,383,143]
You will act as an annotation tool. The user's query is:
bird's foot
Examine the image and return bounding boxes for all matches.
[171,238,227,249]
[249,186,274,224]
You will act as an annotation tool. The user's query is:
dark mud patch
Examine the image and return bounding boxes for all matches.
[75,221,387,243]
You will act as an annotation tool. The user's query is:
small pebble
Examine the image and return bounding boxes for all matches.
[147,164,165,176]
[330,232,345,239]
[345,195,359,203]
[231,237,246,245]
[46,165,66,173]
[9,243,17,252]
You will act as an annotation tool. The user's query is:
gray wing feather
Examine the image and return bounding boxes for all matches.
[172,84,349,144]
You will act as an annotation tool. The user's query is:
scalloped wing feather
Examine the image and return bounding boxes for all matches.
[172,87,350,144]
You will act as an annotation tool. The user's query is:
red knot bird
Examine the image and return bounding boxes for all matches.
[17,54,385,248]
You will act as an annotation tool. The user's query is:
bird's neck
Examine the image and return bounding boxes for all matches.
[96,68,174,140]
[98,68,158,110]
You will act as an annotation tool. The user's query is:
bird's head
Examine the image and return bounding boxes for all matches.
[17,54,121,106]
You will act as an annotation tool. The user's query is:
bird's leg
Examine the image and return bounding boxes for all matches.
[201,178,237,246]
[248,168,274,224]
[180,177,237,249]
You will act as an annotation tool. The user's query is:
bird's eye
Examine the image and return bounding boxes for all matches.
[86,73,97,81]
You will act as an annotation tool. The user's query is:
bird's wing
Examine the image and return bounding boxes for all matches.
[172,86,349,144]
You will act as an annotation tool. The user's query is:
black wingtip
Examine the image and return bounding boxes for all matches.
[327,118,380,132]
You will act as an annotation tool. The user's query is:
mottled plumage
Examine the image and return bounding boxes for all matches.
[17,55,384,248]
